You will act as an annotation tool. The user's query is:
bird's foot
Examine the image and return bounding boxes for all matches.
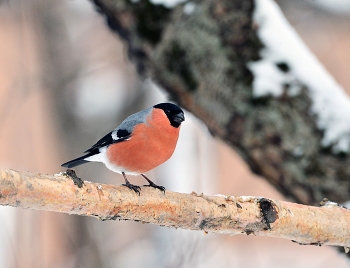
[65,169,84,188]
[140,174,165,193]
[122,181,141,195]
[143,181,166,193]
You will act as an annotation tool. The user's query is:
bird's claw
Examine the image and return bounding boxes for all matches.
[122,182,141,195]
[144,182,166,193]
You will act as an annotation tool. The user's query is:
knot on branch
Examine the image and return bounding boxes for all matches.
[258,198,278,229]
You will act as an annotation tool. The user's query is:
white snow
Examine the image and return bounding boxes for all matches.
[250,0,350,152]
[248,60,297,97]
[149,0,186,8]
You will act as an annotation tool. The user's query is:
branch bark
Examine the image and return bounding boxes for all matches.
[1,169,349,248]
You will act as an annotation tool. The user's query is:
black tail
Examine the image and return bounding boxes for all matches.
[61,151,98,168]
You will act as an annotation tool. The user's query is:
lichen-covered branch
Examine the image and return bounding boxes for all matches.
[1,169,349,248]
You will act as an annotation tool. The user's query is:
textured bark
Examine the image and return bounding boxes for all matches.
[0,169,349,248]
[90,0,350,205]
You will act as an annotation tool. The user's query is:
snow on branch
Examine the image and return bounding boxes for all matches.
[0,169,349,248]
[250,0,350,152]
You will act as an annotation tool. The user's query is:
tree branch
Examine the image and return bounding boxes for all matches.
[1,169,349,248]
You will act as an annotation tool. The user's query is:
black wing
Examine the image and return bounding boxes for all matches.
[84,129,131,153]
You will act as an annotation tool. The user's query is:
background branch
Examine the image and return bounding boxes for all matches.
[1,169,349,248]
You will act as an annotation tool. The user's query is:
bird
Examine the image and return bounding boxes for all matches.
[61,102,185,194]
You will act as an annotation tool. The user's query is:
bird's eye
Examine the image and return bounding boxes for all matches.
[165,110,170,114]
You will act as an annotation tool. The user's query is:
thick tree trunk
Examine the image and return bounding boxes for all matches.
[90,0,350,205]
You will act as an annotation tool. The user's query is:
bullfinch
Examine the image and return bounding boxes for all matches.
[61,103,185,194]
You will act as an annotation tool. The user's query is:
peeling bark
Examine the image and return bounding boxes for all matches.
[1,169,349,248]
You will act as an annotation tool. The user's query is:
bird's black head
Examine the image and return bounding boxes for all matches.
[154,103,185,128]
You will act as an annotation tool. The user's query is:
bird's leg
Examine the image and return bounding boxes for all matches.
[141,174,166,193]
[121,172,141,195]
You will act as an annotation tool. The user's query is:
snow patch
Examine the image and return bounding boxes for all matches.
[248,60,297,97]
[183,2,196,15]
[250,0,350,152]
[149,0,186,8]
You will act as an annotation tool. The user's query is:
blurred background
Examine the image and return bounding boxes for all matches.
[0,0,349,267]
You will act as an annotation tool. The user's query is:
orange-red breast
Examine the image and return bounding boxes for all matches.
[61,103,185,194]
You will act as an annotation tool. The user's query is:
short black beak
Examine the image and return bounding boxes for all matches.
[173,112,185,123]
